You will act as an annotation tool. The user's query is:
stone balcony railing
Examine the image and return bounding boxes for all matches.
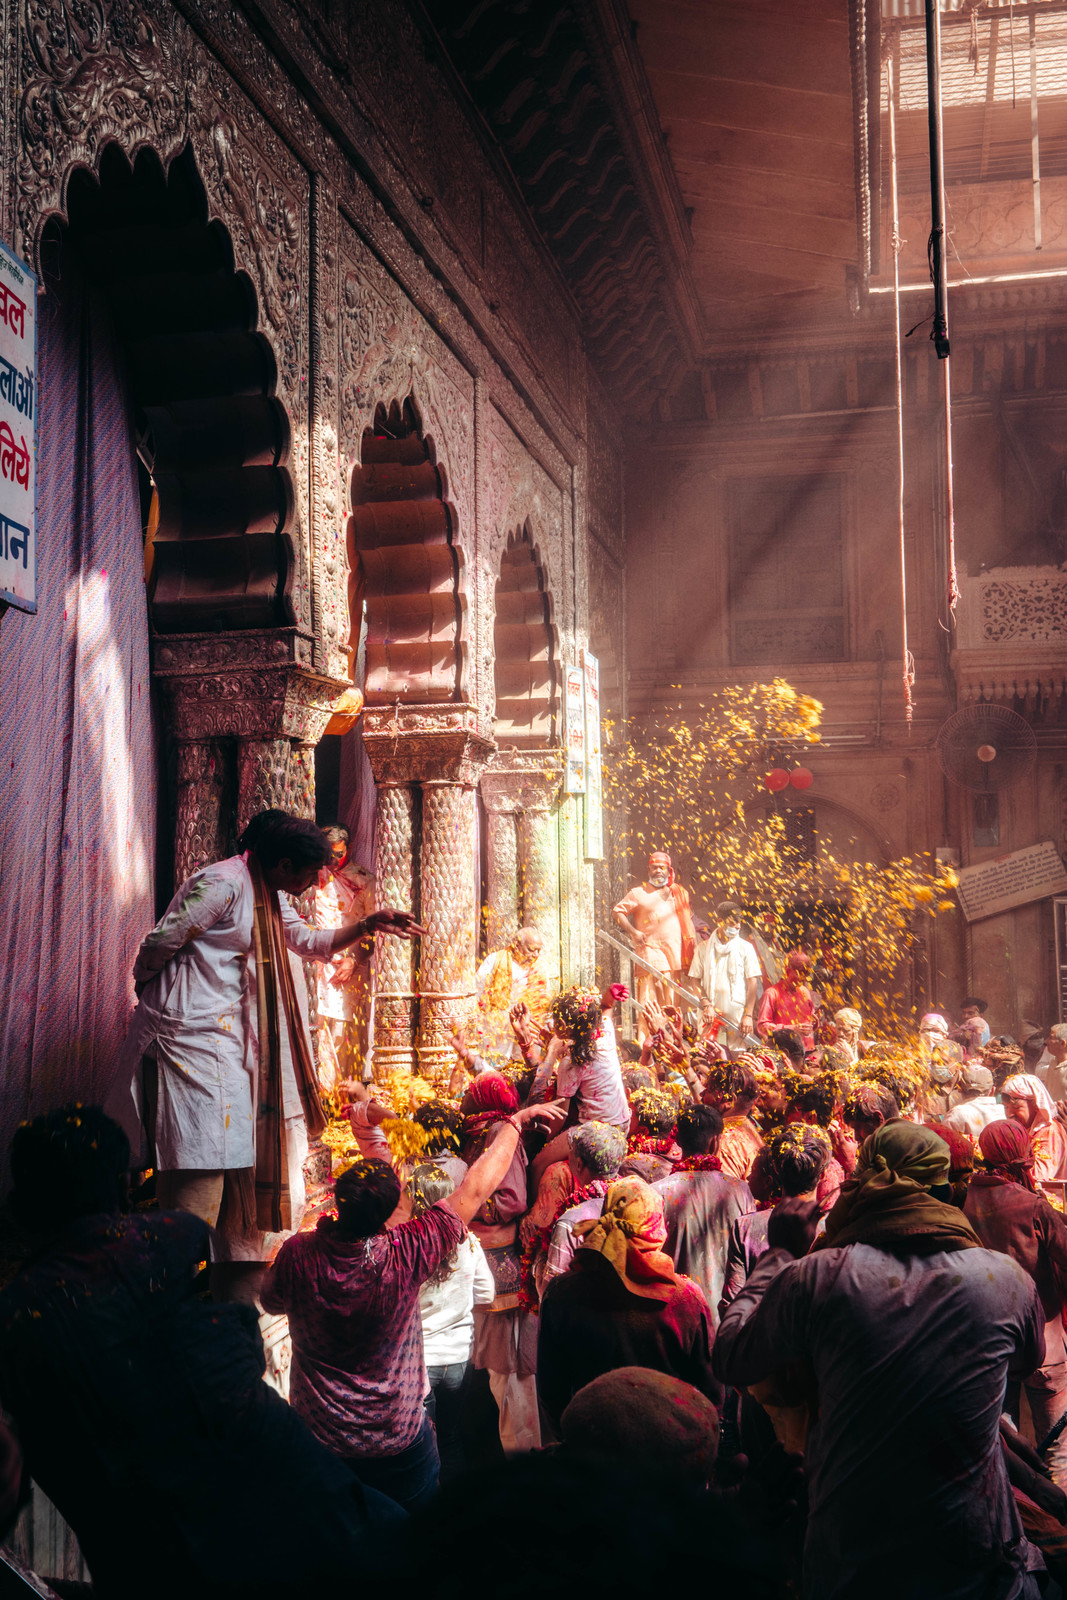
[952,564,1067,703]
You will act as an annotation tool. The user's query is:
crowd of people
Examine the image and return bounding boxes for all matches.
[5,821,1067,1598]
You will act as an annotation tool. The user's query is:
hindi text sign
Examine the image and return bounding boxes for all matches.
[955,841,1067,922]
[0,239,36,613]
[564,665,586,794]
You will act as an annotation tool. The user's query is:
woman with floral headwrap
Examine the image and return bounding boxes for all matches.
[966,1119,1067,1486]
[527,984,630,1192]
[536,1176,721,1436]
[1001,1073,1067,1187]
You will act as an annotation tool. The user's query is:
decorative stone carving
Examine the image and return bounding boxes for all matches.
[174,739,228,885]
[155,628,351,745]
[372,782,418,1079]
[337,220,475,536]
[871,782,902,814]
[979,576,1067,645]
[310,173,346,680]
[17,0,190,249]
[418,779,478,1079]
[236,737,315,832]
[16,0,313,635]
[361,702,494,788]
[483,807,520,952]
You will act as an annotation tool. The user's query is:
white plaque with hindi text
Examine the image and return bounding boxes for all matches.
[0,239,36,613]
[564,665,586,794]
[955,841,1067,922]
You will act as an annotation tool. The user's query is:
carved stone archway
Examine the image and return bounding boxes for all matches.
[348,399,491,1081]
[481,525,564,984]
[14,5,346,887]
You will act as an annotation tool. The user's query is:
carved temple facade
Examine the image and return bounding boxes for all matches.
[7,0,1067,1105]
[1,0,634,1093]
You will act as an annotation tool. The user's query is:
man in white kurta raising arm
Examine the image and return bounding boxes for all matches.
[111,814,422,1264]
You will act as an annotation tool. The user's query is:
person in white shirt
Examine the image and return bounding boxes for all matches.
[110,813,421,1276]
[409,1163,495,1478]
[942,1064,1005,1142]
[1036,1024,1067,1104]
[688,901,761,1047]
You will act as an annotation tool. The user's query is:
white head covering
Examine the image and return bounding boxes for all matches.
[1001,1073,1057,1127]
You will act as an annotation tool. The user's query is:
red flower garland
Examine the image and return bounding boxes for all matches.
[627,1133,677,1158]
[673,1153,723,1174]
[518,1180,607,1313]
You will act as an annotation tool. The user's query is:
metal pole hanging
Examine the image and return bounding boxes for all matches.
[925,0,950,359]
[924,0,959,619]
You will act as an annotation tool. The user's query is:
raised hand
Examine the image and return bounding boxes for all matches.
[509,1000,533,1049]
[362,909,427,941]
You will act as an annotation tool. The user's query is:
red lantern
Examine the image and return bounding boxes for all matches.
[766,768,789,792]
[790,767,814,790]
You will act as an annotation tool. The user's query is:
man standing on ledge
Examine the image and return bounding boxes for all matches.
[612,851,696,1021]
[110,813,422,1283]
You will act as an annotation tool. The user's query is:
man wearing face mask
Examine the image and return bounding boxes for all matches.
[613,851,696,1020]
[688,901,762,1048]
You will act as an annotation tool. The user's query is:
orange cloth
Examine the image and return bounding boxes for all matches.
[573,1177,680,1300]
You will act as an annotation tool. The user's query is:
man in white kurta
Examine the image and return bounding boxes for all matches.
[688,901,761,1047]
[110,820,418,1267]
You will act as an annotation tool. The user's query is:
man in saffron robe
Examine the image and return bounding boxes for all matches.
[613,851,696,1022]
[473,927,549,1061]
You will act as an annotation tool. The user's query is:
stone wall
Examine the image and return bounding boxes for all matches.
[3,0,625,1071]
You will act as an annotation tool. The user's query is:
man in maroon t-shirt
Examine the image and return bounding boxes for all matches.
[262,1101,555,1510]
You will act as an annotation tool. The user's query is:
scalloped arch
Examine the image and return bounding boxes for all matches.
[492,522,558,748]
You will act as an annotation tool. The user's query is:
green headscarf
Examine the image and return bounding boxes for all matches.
[818,1120,979,1254]
[860,1121,950,1188]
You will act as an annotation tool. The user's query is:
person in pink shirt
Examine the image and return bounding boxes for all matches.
[756,950,817,1050]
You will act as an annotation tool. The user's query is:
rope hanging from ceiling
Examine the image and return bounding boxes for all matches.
[886,51,916,725]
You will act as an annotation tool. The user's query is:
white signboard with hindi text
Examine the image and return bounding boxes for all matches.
[582,648,604,858]
[0,239,36,612]
[955,840,1067,922]
[564,664,586,794]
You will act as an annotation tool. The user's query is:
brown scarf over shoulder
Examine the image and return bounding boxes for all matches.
[243,853,327,1233]
[817,1120,981,1255]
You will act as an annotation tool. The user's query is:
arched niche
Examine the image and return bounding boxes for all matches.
[493,524,557,748]
[46,142,295,633]
[753,792,893,869]
[346,397,463,703]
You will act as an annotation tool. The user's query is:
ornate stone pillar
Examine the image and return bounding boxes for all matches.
[419,779,479,1080]
[371,782,419,1079]
[156,631,347,873]
[479,752,564,987]
[518,773,563,990]
[174,739,228,885]
[236,737,294,831]
[363,703,495,1084]
[480,768,523,952]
